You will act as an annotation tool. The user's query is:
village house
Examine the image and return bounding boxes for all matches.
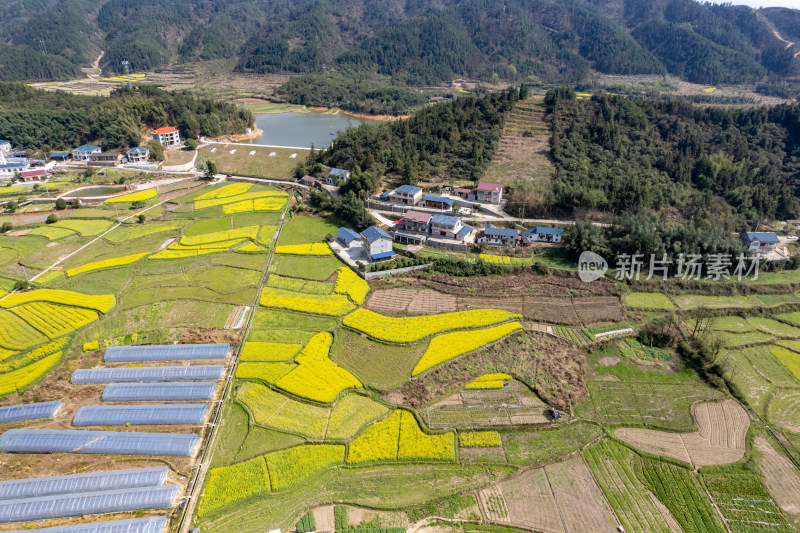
[50,152,71,162]
[521,226,564,244]
[0,163,27,180]
[321,167,350,186]
[393,210,432,245]
[477,224,519,247]
[741,232,779,254]
[787,220,800,229]
[89,152,123,166]
[127,147,150,163]
[17,169,51,183]
[299,175,318,188]
[454,181,504,204]
[152,127,181,147]
[72,145,101,162]
[429,214,472,241]
[419,194,454,210]
[388,185,423,205]
[361,226,396,262]
[336,227,362,248]
[0,140,11,154]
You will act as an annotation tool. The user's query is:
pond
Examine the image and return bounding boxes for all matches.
[252,111,382,149]
[59,185,127,198]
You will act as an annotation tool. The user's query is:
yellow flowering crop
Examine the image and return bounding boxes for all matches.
[238,382,329,439]
[0,352,62,397]
[0,338,66,375]
[325,394,390,440]
[479,254,533,266]
[198,456,270,517]
[195,183,253,201]
[413,323,521,376]
[259,287,355,316]
[333,267,369,304]
[343,308,522,344]
[181,226,259,246]
[66,252,149,277]
[346,410,401,464]
[0,289,115,314]
[194,191,287,210]
[105,188,157,203]
[148,238,244,259]
[274,243,332,256]
[464,373,514,389]
[235,362,296,383]
[398,410,455,461]
[459,431,502,448]
[11,302,98,340]
[238,242,268,253]
[275,332,361,403]
[240,341,302,362]
[265,444,345,490]
[222,196,287,214]
[83,341,99,352]
[0,310,46,351]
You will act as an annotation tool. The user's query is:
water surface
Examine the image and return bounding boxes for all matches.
[253,111,381,149]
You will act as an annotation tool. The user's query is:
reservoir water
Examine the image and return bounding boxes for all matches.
[252,111,381,149]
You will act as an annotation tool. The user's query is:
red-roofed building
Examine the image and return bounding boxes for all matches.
[18,169,51,182]
[453,181,504,204]
[299,175,317,187]
[152,127,180,147]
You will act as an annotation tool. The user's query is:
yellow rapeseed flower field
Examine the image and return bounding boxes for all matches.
[397,410,455,461]
[464,373,514,389]
[0,289,115,314]
[259,287,355,316]
[240,341,303,362]
[333,267,370,304]
[66,252,149,277]
[198,456,270,517]
[459,431,502,447]
[347,410,401,464]
[274,243,332,256]
[265,444,345,490]
[413,322,521,376]
[104,188,157,203]
[195,183,253,201]
[11,302,98,340]
[194,190,288,210]
[0,351,62,397]
[180,226,259,246]
[343,308,521,343]
[235,362,296,383]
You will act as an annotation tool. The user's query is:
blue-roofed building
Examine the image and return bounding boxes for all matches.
[389,184,423,205]
[0,140,10,154]
[742,231,779,254]
[72,145,101,162]
[336,227,362,247]
[127,147,150,163]
[50,152,71,161]
[361,226,395,261]
[478,224,520,248]
[419,194,455,210]
[521,226,564,244]
[430,213,470,241]
[0,163,28,179]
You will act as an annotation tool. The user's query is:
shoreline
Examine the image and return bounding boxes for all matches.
[236,98,408,122]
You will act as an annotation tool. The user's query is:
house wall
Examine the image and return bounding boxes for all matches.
[369,238,393,256]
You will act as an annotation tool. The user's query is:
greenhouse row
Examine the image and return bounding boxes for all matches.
[73,404,208,426]
[72,365,225,383]
[0,402,62,424]
[5,516,167,533]
[104,343,230,362]
[0,429,199,456]
[0,467,168,501]
[102,382,217,402]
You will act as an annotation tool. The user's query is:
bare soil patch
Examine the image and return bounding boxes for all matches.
[755,436,800,515]
[597,356,620,367]
[546,457,618,533]
[313,505,335,532]
[495,468,563,533]
[615,399,749,467]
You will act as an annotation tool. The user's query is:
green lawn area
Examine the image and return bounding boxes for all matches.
[672,294,760,310]
[270,254,343,281]
[747,317,800,338]
[622,292,676,310]
[332,330,426,390]
[197,145,309,180]
[278,215,340,245]
[185,217,233,236]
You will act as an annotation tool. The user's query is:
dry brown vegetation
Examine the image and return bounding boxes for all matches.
[755,436,800,515]
[394,330,587,412]
[614,399,749,467]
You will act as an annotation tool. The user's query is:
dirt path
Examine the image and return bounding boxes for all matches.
[756,12,794,49]
[81,50,104,79]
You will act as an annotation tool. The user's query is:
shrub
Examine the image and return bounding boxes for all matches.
[54,198,67,210]
[46,214,58,224]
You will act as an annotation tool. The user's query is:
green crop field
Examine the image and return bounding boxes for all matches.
[197,145,310,180]
[623,292,676,309]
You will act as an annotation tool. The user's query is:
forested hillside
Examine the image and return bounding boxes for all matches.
[547,89,800,227]
[0,83,253,152]
[1,0,799,88]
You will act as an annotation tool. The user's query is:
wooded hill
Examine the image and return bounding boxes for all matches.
[1,0,799,88]
[0,83,253,153]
